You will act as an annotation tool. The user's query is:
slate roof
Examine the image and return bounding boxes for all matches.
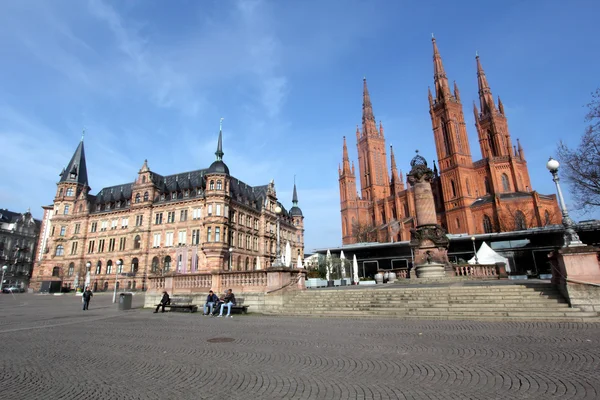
[59,140,89,187]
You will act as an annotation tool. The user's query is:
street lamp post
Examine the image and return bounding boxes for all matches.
[228,248,233,271]
[1,265,7,290]
[471,236,479,264]
[272,206,284,268]
[546,157,584,247]
[113,259,122,303]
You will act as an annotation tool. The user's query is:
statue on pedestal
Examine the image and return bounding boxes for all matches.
[407,151,450,278]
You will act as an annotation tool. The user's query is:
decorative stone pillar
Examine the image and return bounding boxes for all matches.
[407,152,450,278]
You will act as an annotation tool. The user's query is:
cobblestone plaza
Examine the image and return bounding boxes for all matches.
[1,294,599,399]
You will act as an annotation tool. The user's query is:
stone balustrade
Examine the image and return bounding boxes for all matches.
[453,264,498,278]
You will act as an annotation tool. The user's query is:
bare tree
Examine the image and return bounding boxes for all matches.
[351,221,378,243]
[496,204,538,232]
[557,88,600,212]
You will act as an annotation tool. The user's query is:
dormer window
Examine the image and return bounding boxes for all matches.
[161,194,165,201]
[210,180,214,190]
[184,190,189,197]
[171,192,176,200]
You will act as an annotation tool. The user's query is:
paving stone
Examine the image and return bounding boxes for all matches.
[0,293,599,399]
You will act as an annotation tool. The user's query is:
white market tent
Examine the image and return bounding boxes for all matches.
[468,242,511,272]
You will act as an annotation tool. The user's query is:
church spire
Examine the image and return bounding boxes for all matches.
[341,136,352,175]
[390,145,400,184]
[362,78,378,137]
[432,36,451,100]
[215,118,224,161]
[476,54,495,115]
[292,177,299,207]
[59,138,89,187]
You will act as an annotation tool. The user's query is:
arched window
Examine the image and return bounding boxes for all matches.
[135,193,140,203]
[143,192,149,202]
[466,179,471,196]
[95,261,102,275]
[217,180,222,190]
[237,256,242,271]
[245,257,250,271]
[106,260,113,274]
[52,267,60,277]
[484,177,491,194]
[544,210,551,226]
[450,180,457,198]
[151,257,159,273]
[210,180,214,190]
[117,259,124,274]
[454,120,463,152]
[131,258,139,274]
[487,129,498,157]
[55,245,64,256]
[441,118,451,156]
[103,281,109,291]
[164,256,171,272]
[483,215,493,233]
[142,176,146,183]
[127,281,132,289]
[501,174,510,192]
[514,210,527,230]
[134,235,141,249]
[67,263,75,276]
[456,218,460,229]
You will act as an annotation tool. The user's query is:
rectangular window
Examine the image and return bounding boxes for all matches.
[91,222,97,233]
[70,242,78,255]
[216,204,221,216]
[74,224,81,234]
[101,221,108,231]
[98,239,105,252]
[167,211,175,223]
[240,213,244,226]
[51,226,55,236]
[111,219,118,230]
[121,218,129,229]
[155,213,163,225]
[215,227,220,242]
[59,226,66,236]
[192,208,202,220]
[231,230,236,247]
[88,240,95,253]
[224,205,229,219]
[178,230,187,245]
[165,232,174,247]
[119,237,126,251]
[208,205,213,216]
[246,235,250,249]
[207,227,212,242]
[153,233,161,248]
[238,233,243,249]
[135,215,143,226]
[254,237,258,251]
[64,205,70,215]
[192,229,200,245]
[232,211,236,223]
[180,209,188,222]
[108,238,116,252]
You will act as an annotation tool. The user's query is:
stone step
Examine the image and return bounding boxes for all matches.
[273,309,598,318]
[283,302,571,310]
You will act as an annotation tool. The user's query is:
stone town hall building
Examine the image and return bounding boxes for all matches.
[32,129,304,292]
[339,38,561,245]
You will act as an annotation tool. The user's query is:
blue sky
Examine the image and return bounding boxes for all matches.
[0,0,599,251]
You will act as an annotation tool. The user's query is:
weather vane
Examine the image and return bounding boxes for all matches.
[81,128,86,141]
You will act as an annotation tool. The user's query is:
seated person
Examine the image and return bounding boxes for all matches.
[218,289,236,318]
[203,290,219,316]
[154,291,170,313]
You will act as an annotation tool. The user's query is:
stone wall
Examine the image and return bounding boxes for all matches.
[559,283,600,313]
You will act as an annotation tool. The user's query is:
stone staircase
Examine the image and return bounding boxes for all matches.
[272,283,600,321]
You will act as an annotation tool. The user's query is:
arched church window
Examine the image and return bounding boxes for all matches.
[483,215,493,233]
[501,174,510,192]
[450,180,457,198]
[514,210,527,231]
[484,177,491,194]
[487,130,498,157]
[456,218,460,229]
[441,118,451,156]
[466,179,471,196]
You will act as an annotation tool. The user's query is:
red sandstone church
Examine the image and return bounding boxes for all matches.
[339,38,561,245]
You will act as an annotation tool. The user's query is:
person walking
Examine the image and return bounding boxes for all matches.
[154,291,171,313]
[218,289,236,318]
[82,287,93,311]
[203,290,219,316]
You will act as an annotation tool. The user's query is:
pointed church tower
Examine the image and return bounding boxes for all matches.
[289,179,304,259]
[356,78,390,201]
[56,133,91,215]
[389,145,404,193]
[339,136,360,243]
[429,37,477,234]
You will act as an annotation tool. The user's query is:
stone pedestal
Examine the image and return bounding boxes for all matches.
[415,262,445,278]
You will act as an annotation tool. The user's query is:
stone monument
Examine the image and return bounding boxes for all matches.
[407,151,450,278]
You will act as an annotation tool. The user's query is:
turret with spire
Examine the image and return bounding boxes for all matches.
[289,178,303,217]
[208,118,229,175]
[476,54,495,115]
[432,35,451,101]
[389,145,404,192]
[361,78,379,137]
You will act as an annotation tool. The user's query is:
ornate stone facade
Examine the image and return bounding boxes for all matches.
[0,209,40,290]
[339,37,561,245]
[31,129,304,292]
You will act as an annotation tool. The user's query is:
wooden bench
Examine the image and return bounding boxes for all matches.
[230,297,249,314]
[156,297,198,313]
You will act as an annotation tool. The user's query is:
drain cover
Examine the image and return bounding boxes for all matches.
[207,337,235,343]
